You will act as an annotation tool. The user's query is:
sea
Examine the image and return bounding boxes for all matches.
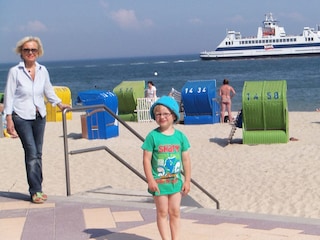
[1,54,320,111]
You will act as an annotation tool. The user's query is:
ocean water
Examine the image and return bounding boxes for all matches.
[1,54,320,111]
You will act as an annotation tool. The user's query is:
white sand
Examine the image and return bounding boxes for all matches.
[1,111,320,219]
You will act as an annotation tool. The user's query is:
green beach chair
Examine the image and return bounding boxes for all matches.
[113,81,145,121]
[242,80,289,144]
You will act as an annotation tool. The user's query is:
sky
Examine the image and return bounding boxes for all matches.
[1,0,320,63]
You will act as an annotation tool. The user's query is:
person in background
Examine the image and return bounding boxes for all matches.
[219,78,236,123]
[145,80,157,101]
[4,36,70,204]
[142,96,191,240]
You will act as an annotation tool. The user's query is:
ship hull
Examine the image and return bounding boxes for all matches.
[200,48,320,60]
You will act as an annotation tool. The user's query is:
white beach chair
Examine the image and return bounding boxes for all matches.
[136,98,155,122]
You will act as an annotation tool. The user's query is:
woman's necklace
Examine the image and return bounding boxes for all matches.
[26,65,35,79]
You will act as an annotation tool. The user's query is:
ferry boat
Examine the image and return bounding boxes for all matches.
[200,13,320,60]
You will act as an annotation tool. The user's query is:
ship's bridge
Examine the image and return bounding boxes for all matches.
[257,13,286,38]
[257,25,286,38]
[226,30,241,40]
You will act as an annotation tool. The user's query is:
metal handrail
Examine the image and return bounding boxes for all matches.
[62,104,220,209]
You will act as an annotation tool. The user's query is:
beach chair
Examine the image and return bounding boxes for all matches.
[113,81,145,121]
[136,98,155,122]
[181,80,220,124]
[242,80,289,144]
[77,90,119,139]
[46,86,72,122]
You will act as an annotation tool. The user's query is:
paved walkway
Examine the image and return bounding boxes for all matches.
[0,191,320,240]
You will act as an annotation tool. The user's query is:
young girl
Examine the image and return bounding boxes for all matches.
[142,96,191,240]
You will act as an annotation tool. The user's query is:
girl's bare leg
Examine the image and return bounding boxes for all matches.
[168,192,182,240]
[154,195,170,240]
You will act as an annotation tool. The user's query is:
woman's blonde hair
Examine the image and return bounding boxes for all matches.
[15,36,44,57]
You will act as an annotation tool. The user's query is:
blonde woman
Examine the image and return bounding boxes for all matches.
[4,36,70,203]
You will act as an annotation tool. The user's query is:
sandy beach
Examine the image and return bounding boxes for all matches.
[1,111,320,220]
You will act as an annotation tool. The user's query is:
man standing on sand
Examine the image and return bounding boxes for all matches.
[219,79,236,123]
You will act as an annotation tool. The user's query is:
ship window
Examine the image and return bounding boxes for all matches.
[272,39,275,43]
[294,38,296,42]
[311,37,314,41]
[262,40,265,43]
[276,39,279,42]
[245,41,248,44]
[259,40,261,43]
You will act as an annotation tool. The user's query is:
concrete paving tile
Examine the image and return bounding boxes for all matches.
[269,227,304,235]
[22,208,55,240]
[28,202,55,209]
[119,221,161,240]
[0,201,30,210]
[0,201,55,211]
[83,208,116,229]
[0,217,25,240]
[112,210,144,222]
[55,203,89,240]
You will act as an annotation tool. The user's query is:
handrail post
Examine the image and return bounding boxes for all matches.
[62,108,71,196]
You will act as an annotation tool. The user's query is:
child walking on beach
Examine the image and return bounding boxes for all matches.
[142,96,191,240]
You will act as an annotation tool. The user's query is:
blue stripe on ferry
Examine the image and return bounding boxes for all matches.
[216,42,320,51]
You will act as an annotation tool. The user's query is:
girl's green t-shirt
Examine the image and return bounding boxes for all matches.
[142,128,190,196]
